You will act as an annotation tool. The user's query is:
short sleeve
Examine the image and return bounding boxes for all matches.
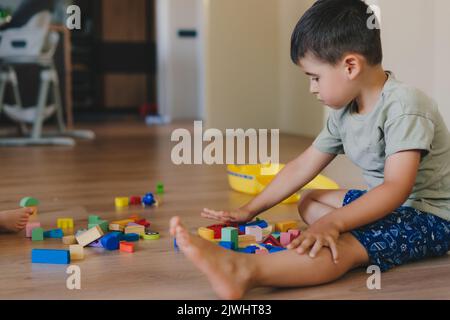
[384,114,435,158]
[313,115,344,155]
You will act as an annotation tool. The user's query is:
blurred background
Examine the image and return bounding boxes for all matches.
[0,0,449,138]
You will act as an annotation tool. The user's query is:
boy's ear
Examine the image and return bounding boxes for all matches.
[342,54,362,79]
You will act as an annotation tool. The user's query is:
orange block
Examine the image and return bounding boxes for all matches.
[120,241,134,253]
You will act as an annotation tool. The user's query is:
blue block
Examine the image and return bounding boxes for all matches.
[31,249,70,264]
[122,233,139,242]
[142,192,155,206]
[242,245,258,254]
[267,246,286,253]
[101,233,121,250]
[218,241,234,250]
[44,228,64,239]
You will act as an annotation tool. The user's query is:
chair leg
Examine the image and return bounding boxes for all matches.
[7,67,28,135]
[31,70,51,140]
[51,65,66,133]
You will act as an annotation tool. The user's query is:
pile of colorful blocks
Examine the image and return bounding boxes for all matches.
[196,219,301,254]
[24,195,159,264]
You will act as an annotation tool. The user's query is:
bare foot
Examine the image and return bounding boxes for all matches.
[170,216,255,299]
[0,208,33,233]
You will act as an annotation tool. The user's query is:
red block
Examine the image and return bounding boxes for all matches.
[207,224,226,239]
[136,219,151,228]
[129,196,141,205]
[120,241,134,253]
[262,235,282,247]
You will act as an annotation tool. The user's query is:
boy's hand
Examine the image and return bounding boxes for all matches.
[287,219,341,264]
[200,207,254,224]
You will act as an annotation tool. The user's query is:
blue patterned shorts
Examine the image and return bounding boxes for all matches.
[344,190,450,272]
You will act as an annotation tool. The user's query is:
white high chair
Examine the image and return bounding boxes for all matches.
[0,0,94,146]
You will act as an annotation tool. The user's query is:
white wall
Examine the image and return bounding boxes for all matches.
[202,0,280,131]
[376,0,450,128]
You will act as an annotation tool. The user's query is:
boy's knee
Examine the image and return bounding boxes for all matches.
[297,189,317,218]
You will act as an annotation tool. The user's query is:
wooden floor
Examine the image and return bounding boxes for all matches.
[0,120,449,300]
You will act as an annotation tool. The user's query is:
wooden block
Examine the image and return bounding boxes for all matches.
[262,224,273,237]
[129,196,141,205]
[124,224,145,236]
[275,220,299,233]
[198,227,214,240]
[280,232,296,247]
[245,226,263,242]
[120,241,134,253]
[218,241,233,250]
[57,218,74,230]
[44,229,64,239]
[88,220,109,233]
[28,206,38,215]
[88,215,100,224]
[20,197,39,207]
[128,214,141,222]
[101,233,121,250]
[206,224,225,239]
[115,197,129,207]
[26,222,41,238]
[221,227,238,250]
[75,225,104,247]
[288,229,301,239]
[31,249,70,264]
[136,219,151,228]
[108,223,124,232]
[262,234,282,247]
[62,235,77,245]
[238,234,256,248]
[111,219,134,226]
[69,245,84,260]
[31,227,44,241]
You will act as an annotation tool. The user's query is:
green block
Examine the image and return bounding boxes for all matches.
[88,215,100,224]
[156,182,164,195]
[32,228,44,241]
[272,232,281,239]
[88,220,108,233]
[20,197,39,207]
[221,227,238,250]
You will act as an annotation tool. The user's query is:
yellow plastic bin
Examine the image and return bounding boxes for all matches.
[227,164,339,204]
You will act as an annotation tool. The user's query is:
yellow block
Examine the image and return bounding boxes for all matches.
[111,219,134,226]
[69,244,84,260]
[115,197,129,207]
[275,220,299,233]
[198,227,214,240]
[57,218,74,229]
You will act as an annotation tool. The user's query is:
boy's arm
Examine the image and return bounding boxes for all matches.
[323,150,421,233]
[289,150,421,263]
[241,145,337,217]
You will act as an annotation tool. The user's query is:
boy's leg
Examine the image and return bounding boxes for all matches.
[298,189,349,225]
[170,216,369,300]
[0,208,33,233]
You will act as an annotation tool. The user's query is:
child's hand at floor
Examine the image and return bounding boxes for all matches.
[200,207,254,224]
[287,218,341,264]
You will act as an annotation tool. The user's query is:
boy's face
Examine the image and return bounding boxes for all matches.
[299,53,359,109]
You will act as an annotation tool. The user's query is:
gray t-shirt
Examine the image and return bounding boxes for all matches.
[313,72,450,221]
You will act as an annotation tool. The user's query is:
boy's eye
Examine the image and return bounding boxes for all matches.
[312,77,319,82]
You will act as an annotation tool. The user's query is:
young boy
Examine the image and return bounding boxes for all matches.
[0,207,33,233]
[169,0,450,299]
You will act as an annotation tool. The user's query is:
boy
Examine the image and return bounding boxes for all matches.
[169,0,450,299]
[0,207,33,233]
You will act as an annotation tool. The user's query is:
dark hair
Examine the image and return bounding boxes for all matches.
[290,0,382,66]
